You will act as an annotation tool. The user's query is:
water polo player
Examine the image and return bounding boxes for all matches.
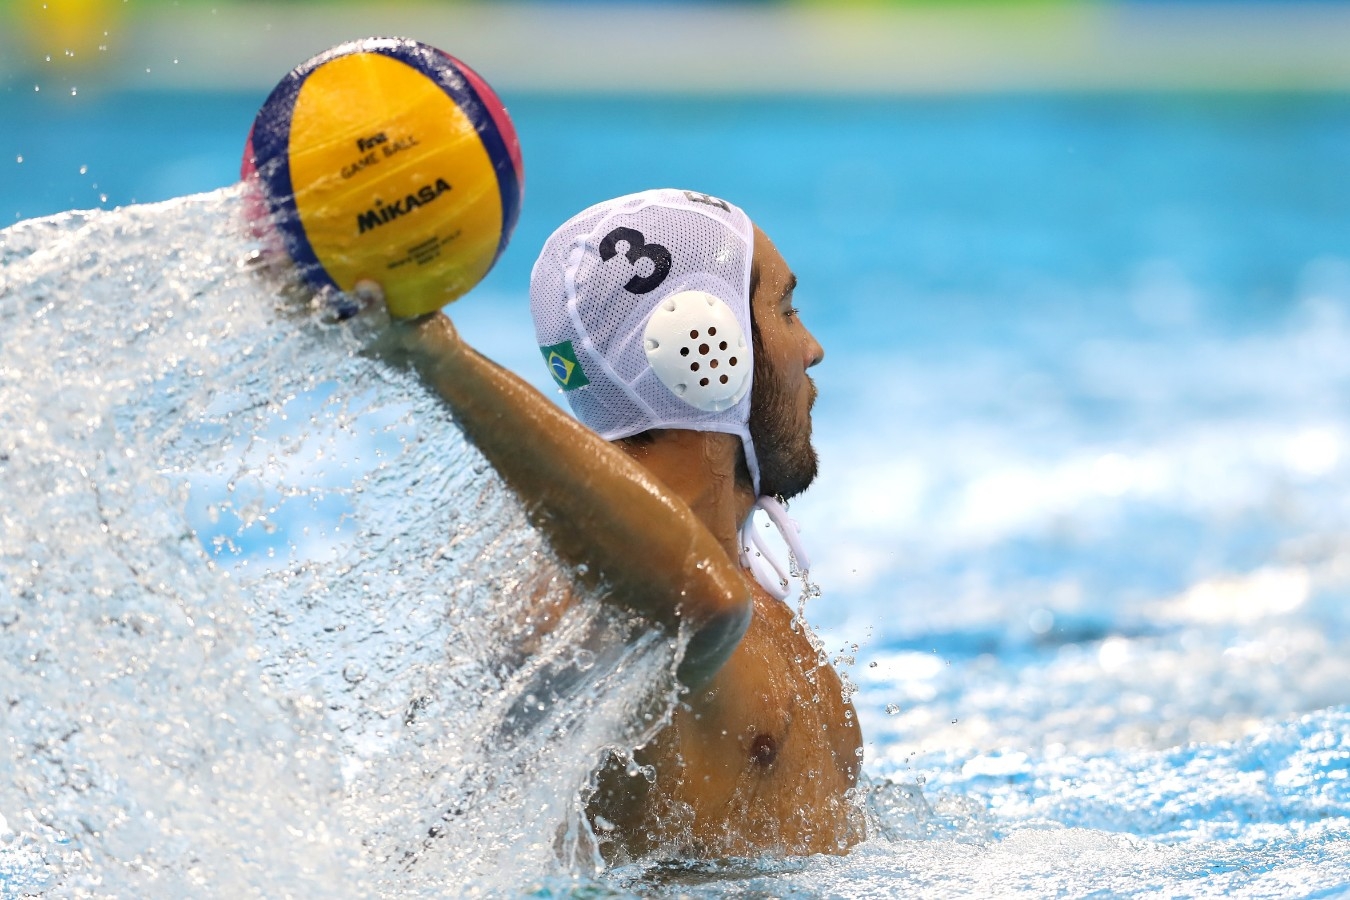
[240,41,858,856]
[385,189,863,860]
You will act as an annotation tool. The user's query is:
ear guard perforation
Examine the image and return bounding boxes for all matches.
[643,290,750,412]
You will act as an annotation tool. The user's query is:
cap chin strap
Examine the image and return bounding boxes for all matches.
[738,495,810,600]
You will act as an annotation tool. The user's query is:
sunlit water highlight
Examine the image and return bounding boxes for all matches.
[3,178,1350,896]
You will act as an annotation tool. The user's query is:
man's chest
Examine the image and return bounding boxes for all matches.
[678,594,859,776]
[591,592,865,858]
[635,594,862,853]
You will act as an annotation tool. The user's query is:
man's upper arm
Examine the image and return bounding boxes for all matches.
[393,313,753,683]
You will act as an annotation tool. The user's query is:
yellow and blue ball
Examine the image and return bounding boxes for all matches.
[242,37,523,319]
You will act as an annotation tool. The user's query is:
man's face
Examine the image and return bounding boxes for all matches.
[747,225,825,500]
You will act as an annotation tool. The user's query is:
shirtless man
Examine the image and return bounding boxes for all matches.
[388,189,861,861]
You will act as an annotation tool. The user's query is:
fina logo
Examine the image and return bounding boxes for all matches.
[356,178,452,234]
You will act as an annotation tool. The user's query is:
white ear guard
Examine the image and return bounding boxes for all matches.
[643,290,751,412]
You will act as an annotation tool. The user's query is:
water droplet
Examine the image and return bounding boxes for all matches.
[885,703,900,715]
[15,156,22,164]
[99,194,108,203]
[868,661,877,668]
[70,88,77,96]
[341,664,366,684]
[79,165,87,175]
[573,648,595,671]
[33,85,39,92]
[951,718,958,724]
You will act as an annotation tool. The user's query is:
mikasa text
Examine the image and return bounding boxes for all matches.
[356,178,453,234]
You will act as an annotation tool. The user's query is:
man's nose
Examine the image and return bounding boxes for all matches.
[805,329,824,369]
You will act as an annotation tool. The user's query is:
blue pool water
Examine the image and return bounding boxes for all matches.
[3,87,1350,896]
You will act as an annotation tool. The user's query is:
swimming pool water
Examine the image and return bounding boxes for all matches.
[3,87,1350,896]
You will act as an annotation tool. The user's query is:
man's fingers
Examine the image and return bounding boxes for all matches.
[353,279,385,308]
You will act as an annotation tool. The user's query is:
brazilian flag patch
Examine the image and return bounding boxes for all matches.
[540,340,590,391]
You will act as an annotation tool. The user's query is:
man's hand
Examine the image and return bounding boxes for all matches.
[342,279,387,321]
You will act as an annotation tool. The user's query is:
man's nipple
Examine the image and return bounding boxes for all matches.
[749,732,778,767]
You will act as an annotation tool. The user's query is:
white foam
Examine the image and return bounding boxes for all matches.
[0,190,680,896]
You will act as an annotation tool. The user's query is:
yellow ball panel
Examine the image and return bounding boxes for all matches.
[288,52,504,318]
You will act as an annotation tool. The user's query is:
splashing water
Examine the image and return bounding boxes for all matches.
[5,181,1350,900]
[0,187,679,896]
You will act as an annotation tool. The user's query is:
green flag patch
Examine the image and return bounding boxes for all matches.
[540,340,589,391]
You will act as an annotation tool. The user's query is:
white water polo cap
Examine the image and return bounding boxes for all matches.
[530,189,811,600]
[529,188,762,491]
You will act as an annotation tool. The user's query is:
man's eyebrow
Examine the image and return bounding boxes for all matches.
[778,274,798,303]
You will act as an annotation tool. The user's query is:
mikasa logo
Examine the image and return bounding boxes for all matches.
[356,178,453,234]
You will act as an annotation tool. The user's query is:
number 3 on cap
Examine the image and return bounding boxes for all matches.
[599,226,672,294]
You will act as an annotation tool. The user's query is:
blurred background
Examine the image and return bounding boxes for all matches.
[5,0,1350,758]
[6,0,1350,220]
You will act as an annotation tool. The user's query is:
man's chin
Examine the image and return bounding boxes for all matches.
[761,446,818,501]
[748,394,818,498]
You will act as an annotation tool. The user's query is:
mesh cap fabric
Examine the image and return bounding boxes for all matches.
[529,188,762,492]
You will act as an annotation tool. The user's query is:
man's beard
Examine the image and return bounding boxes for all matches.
[748,337,818,500]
